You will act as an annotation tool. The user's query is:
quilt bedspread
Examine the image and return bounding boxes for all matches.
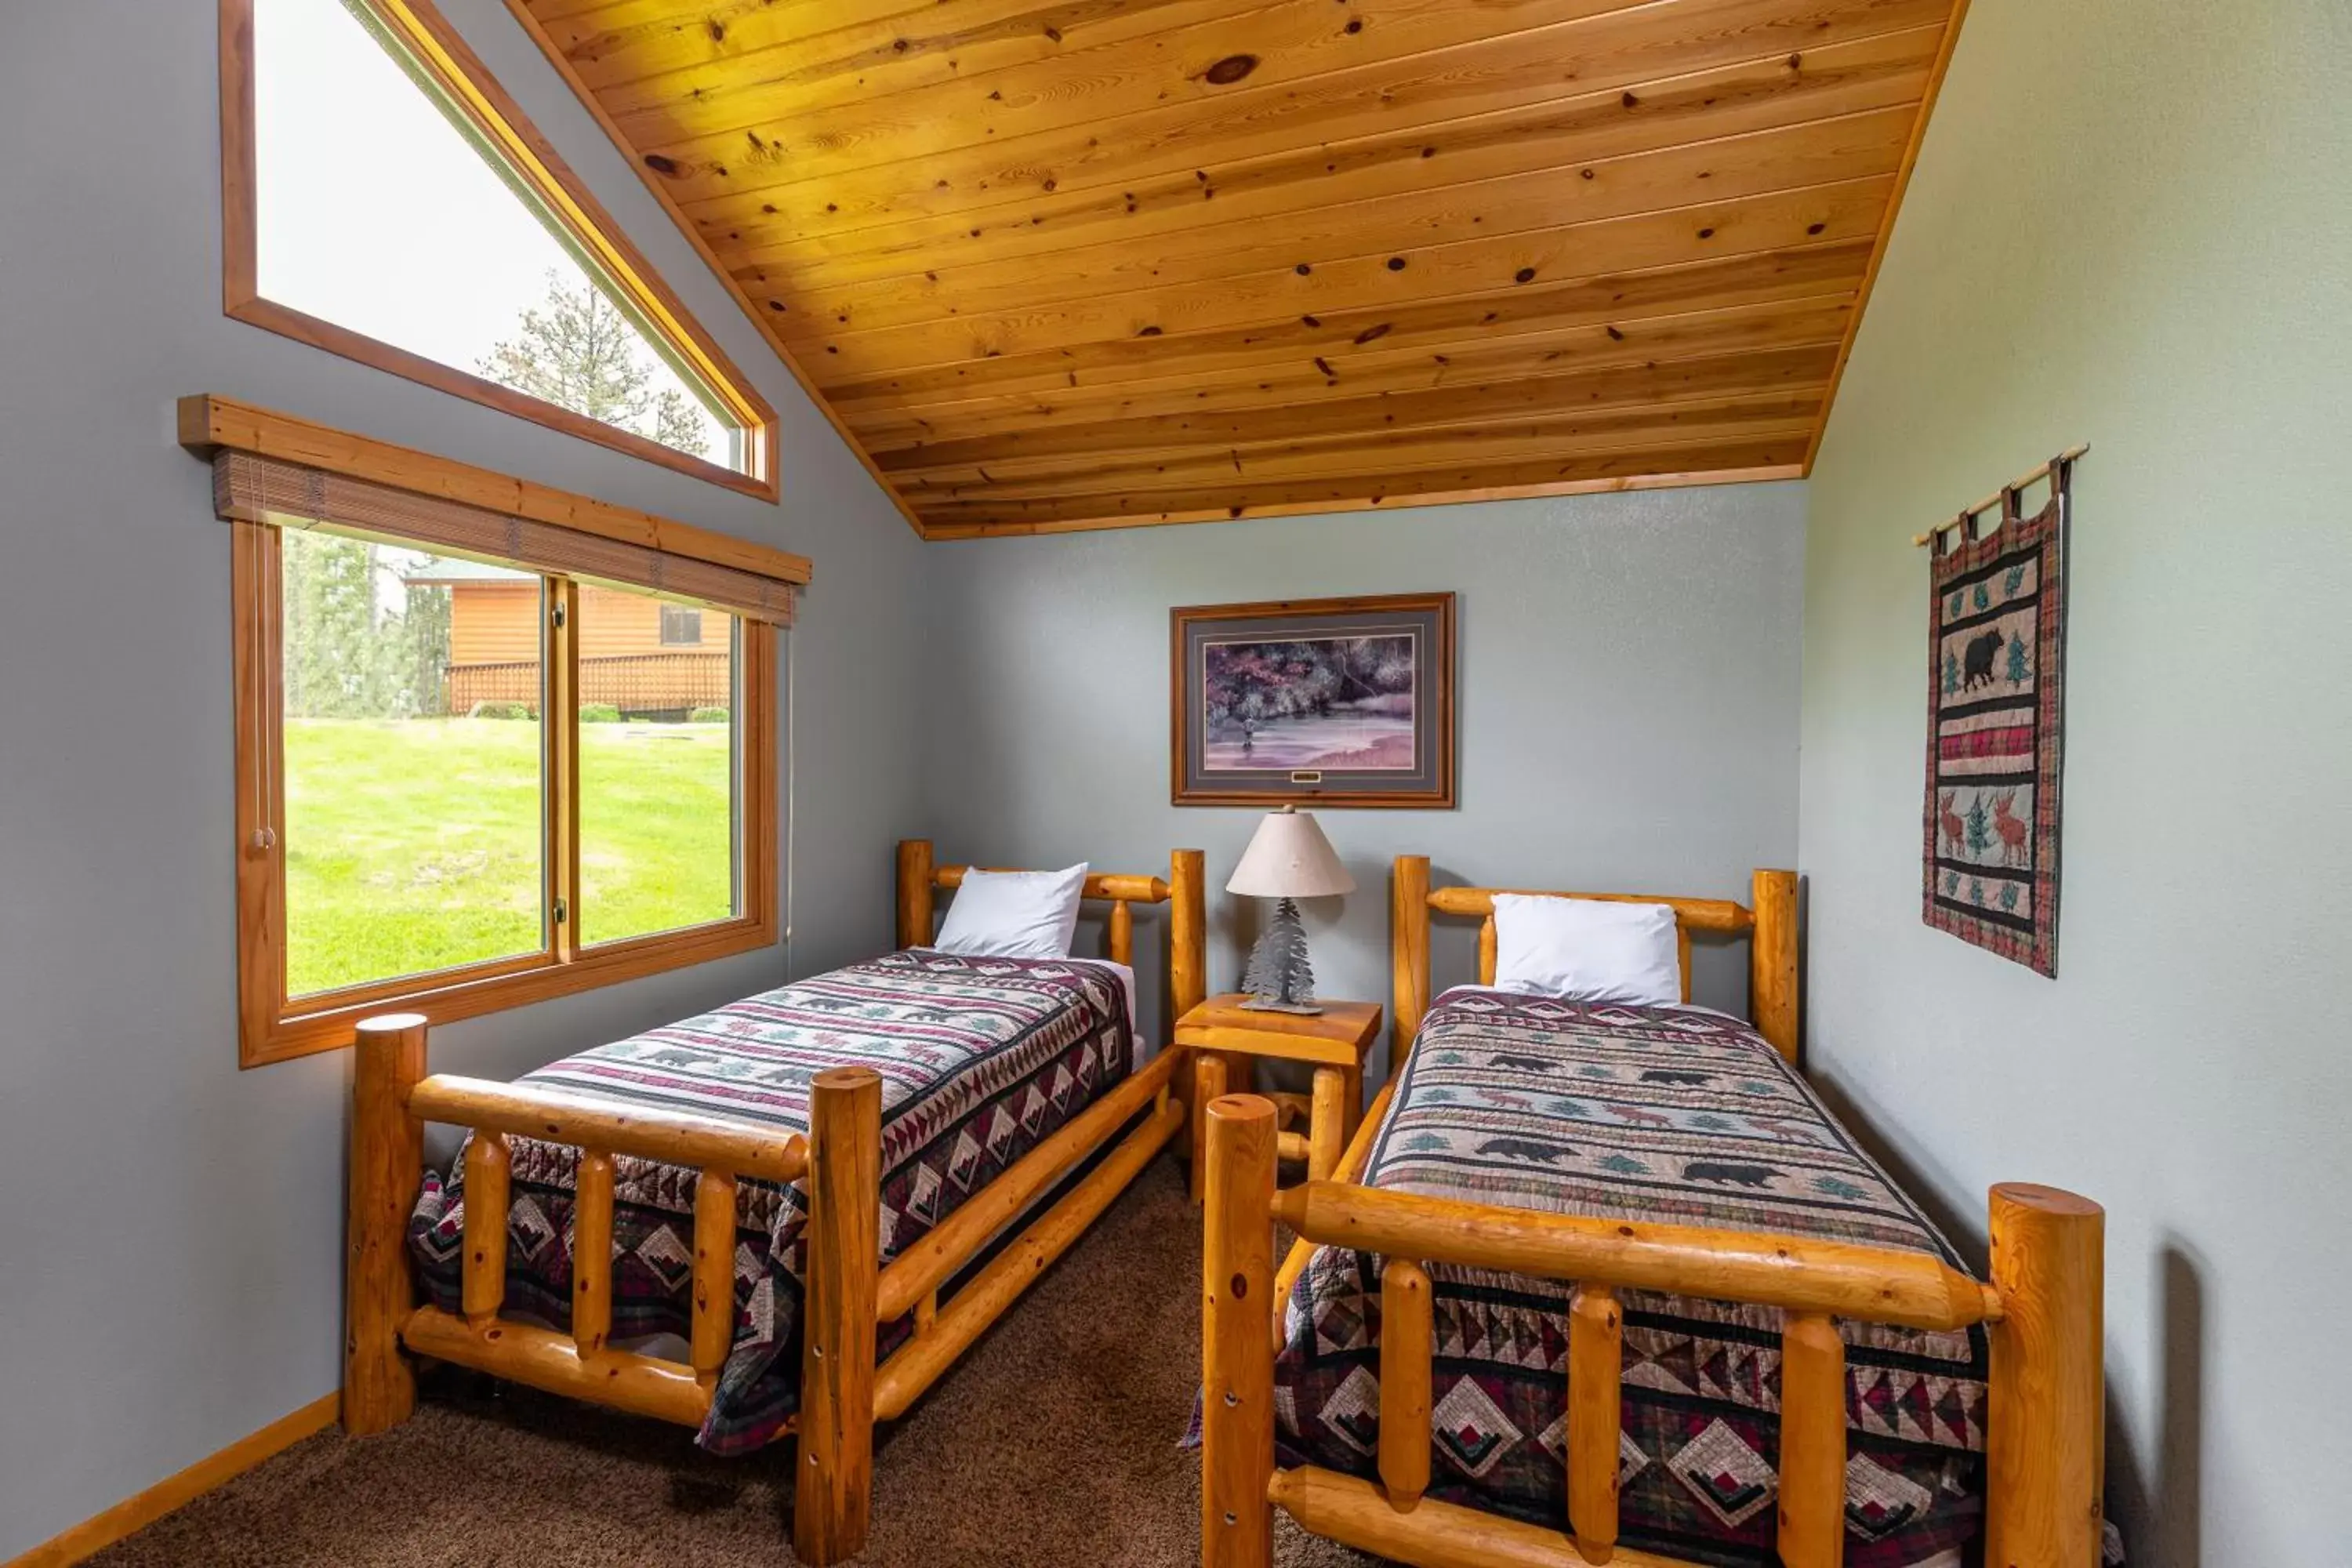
[408,949,1134,1454]
[1274,989,1989,1567]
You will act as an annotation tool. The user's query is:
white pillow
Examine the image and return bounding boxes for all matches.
[932,864,1090,960]
[1490,893,1682,1007]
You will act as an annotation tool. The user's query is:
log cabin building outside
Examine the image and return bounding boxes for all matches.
[401,559,731,719]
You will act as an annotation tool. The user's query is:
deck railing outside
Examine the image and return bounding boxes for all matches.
[446,651,730,715]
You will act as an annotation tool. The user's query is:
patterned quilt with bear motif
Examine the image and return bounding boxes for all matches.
[1273,989,1988,1567]
[408,949,1133,1454]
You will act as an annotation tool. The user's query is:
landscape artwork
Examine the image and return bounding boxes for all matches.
[1200,633,1419,771]
[1172,593,1454,808]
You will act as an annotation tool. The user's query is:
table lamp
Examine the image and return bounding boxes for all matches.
[1227,804,1356,1013]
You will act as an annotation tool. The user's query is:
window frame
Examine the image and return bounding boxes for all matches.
[233,525,778,1069]
[658,603,705,647]
[219,0,782,501]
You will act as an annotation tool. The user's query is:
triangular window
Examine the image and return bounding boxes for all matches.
[225,0,777,496]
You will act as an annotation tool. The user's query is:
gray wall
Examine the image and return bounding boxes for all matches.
[920,484,1808,1077]
[0,1,927,1555]
[1798,2,2352,1563]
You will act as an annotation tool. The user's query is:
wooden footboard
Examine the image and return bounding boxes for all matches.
[1202,1094,2106,1568]
[348,1016,1188,1563]
[345,840,1206,1566]
[343,1011,849,1538]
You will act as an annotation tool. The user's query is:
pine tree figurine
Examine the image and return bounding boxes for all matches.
[1241,897,1316,1011]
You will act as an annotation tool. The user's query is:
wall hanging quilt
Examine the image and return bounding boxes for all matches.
[1923,459,2072,975]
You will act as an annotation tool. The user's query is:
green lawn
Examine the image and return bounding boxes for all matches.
[285,717,734,997]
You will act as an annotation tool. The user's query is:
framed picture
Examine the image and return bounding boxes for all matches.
[1171,592,1455,808]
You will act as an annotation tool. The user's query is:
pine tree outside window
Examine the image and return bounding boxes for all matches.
[223,0,779,496]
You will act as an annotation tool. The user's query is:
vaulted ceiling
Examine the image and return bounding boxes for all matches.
[510,0,1966,537]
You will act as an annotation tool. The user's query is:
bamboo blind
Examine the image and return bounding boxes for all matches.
[212,450,797,624]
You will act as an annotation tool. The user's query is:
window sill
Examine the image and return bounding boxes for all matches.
[242,913,778,1068]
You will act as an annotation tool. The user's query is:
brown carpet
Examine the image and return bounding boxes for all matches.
[91,1157,1385,1567]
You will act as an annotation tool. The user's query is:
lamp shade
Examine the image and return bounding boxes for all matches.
[1225,805,1357,898]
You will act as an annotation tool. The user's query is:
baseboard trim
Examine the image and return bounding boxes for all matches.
[5,1392,341,1568]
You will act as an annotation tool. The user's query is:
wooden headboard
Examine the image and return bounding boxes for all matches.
[1390,855,1800,1063]
[894,840,1207,1020]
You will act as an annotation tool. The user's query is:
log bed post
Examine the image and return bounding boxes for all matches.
[1171,848,1207,1018]
[1171,846,1207,1185]
[1392,855,1432,1062]
[1984,1184,2106,1568]
[346,1012,426,1436]
[461,1133,511,1326]
[690,1168,739,1388]
[896,839,935,949]
[1777,1311,1848,1568]
[1203,1094,1277,1568]
[570,1151,617,1358]
[1108,896,1134,967]
[1377,1259,1432,1511]
[794,1065,884,1567]
[1566,1283,1622,1563]
[1750,869,1800,1064]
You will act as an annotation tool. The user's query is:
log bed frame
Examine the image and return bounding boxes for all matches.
[344,839,1206,1565]
[1201,855,2106,1568]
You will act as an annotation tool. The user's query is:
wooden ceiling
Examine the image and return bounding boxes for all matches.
[508,0,1967,537]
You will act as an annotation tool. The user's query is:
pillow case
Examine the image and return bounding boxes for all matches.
[931,863,1090,960]
[1490,892,1682,1007]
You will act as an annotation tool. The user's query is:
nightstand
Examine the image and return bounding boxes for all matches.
[1175,994,1383,1199]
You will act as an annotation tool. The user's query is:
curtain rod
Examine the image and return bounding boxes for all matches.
[1912,443,2091,548]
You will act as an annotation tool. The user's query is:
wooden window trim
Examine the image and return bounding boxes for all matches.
[219,0,782,502]
[181,394,810,586]
[232,528,780,1069]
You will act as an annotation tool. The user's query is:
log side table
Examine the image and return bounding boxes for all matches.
[1174,994,1383,1200]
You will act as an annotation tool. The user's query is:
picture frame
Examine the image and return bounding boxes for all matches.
[1171,592,1456,809]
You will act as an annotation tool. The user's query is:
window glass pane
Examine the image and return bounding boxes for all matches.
[576,585,739,946]
[281,532,546,996]
[250,0,739,467]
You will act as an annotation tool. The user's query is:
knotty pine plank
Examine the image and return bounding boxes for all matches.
[818,240,1870,410]
[872,343,1837,466]
[762,107,1909,341]
[848,297,1851,448]
[803,177,1892,379]
[660,0,1951,226]
[721,24,1939,279]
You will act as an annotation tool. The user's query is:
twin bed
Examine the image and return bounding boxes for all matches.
[344,840,1205,1565]
[1203,858,2105,1568]
[341,842,2103,1568]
